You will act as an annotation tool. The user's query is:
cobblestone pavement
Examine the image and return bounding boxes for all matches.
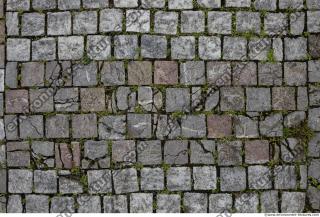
[0,0,320,213]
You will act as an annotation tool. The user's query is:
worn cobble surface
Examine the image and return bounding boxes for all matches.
[0,0,320,213]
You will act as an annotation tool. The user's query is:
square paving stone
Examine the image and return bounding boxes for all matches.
[154,11,178,35]
[130,193,153,213]
[112,140,136,164]
[245,140,270,164]
[260,191,279,213]
[207,61,232,85]
[246,88,271,112]
[101,62,125,86]
[157,194,181,213]
[181,11,205,33]
[220,87,245,111]
[104,195,128,213]
[284,62,307,86]
[7,195,23,213]
[232,62,257,85]
[32,38,56,60]
[234,193,259,213]
[100,9,123,32]
[87,170,112,193]
[154,61,178,85]
[72,114,97,138]
[84,140,109,161]
[190,140,215,164]
[59,177,83,194]
[26,195,49,213]
[128,61,152,85]
[50,197,75,213]
[281,192,305,213]
[236,12,261,33]
[58,36,84,60]
[7,151,30,167]
[126,10,150,33]
[180,61,205,85]
[48,12,72,35]
[193,166,217,190]
[260,113,284,137]
[22,13,45,36]
[141,168,164,190]
[284,37,307,60]
[217,141,242,166]
[166,88,190,112]
[183,193,207,213]
[46,128,68,153]
[127,114,152,138]
[234,115,259,138]
[19,115,44,139]
[223,37,247,60]
[77,196,101,213]
[8,169,33,193]
[265,13,288,35]
[87,35,111,60]
[274,165,297,189]
[34,170,57,193]
[164,140,188,165]
[54,88,79,112]
[98,115,126,140]
[113,168,139,194]
[81,88,105,112]
[21,62,44,87]
[141,35,167,59]
[220,167,246,192]
[7,38,30,61]
[73,62,98,86]
[137,140,162,165]
[272,87,296,110]
[30,89,54,113]
[248,166,272,189]
[199,36,221,60]
[308,11,320,33]
[209,194,232,213]
[5,90,29,113]
[167,167,191,191]
[181,115,206,138]
[258,63,282,85]
[73,11,97,34]
[207,115,232,138]
[171,36,195,59]
[208,11,232,34]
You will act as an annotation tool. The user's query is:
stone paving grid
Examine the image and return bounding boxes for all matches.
[0,0,320,213]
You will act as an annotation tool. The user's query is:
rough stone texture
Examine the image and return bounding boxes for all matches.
[1,0,318,213]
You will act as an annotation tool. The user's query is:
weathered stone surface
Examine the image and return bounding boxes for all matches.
[157,194,181,213]
[167,167,191,191]
[184,193,207,213]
